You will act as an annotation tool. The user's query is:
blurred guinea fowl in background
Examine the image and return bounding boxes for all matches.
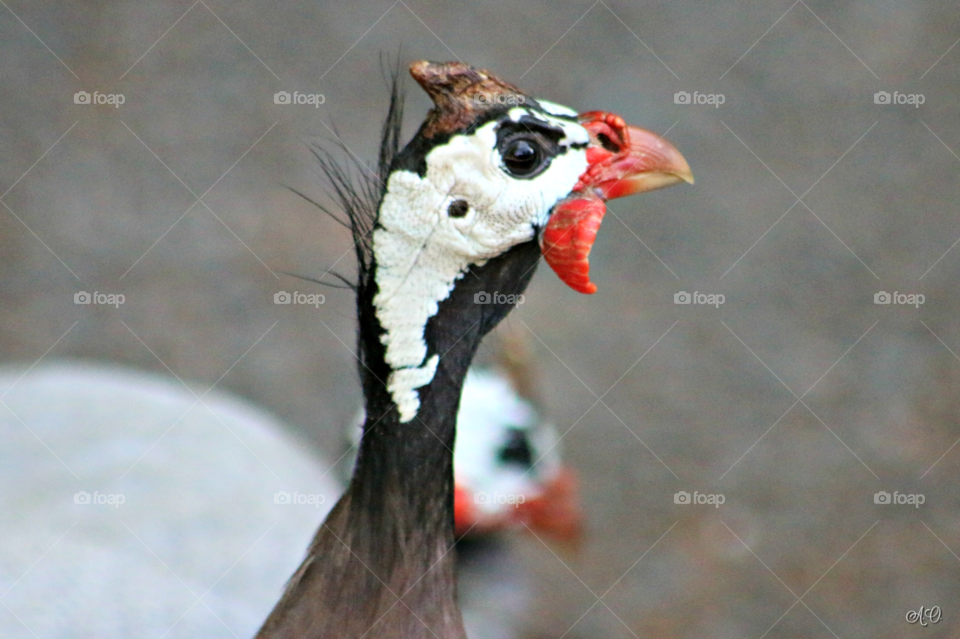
[0,329,579,639]
[438,326,585,639]
[0,361,338,639]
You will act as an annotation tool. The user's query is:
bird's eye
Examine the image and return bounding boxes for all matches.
[498,427,533,467]
[500,136,547,178]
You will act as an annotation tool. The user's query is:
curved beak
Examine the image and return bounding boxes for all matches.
[577,110,693,198]
[541,111,693,294]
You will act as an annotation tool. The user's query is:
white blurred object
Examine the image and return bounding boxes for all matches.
[0,361,338,639]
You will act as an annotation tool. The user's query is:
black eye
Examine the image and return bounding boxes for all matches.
[501,137,546,178]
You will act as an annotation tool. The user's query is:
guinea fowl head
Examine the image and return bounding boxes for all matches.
[366,60,693,425]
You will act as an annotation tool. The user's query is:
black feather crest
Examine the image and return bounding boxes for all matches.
[305,58,405,292]
[301,57,407,383]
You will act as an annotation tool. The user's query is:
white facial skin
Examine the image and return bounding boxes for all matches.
[373,106,590,423]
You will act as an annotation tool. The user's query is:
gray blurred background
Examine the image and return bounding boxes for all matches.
[3,1,960,637]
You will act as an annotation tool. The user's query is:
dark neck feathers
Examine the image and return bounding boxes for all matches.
[257,242,540,639]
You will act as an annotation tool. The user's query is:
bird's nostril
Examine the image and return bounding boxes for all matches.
[447,199,470,218]
[596,132,619,153]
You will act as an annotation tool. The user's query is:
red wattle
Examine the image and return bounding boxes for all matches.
[540,195,607,295]
[516,466,583,547]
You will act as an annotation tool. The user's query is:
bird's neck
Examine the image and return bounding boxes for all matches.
[353,353,471,603]
[328,269,491,636]
[352,324,476,529]
[256,326,476,639]
[256,241,540,639]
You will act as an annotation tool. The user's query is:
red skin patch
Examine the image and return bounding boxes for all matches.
[540,195,606,295]
[541,110,692,294]
[453,485,480,537]
[452,467,584,548]
[516,466,583,547]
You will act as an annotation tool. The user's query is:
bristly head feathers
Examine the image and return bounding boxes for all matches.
[305,59,406,292]
[300,58,406,388]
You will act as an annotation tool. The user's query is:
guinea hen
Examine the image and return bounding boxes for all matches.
[256,60,691,639]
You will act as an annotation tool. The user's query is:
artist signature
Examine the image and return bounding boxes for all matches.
[905,606,941,627]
